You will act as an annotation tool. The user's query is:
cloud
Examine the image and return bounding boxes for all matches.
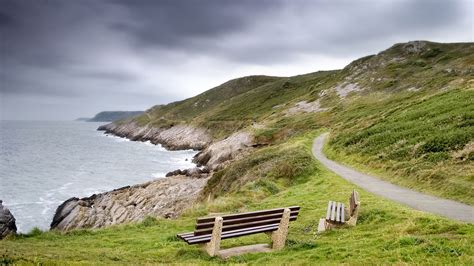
[0,0,472,120]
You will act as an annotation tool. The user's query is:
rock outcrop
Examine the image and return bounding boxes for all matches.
[100,121,254,171]
[165,167,210,178]
[98,122,211,150]
[193,132,254,170]
[0,200,17,239]
[50,175,208,231]
[285,100,327,115]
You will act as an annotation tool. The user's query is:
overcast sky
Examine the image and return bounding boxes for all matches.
[1,0,472,120]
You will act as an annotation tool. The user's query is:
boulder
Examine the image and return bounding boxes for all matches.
[50,176,209,231]
[0,200,17,239]
[166,167,210,178]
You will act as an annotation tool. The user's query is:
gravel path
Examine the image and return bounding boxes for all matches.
[312,133,474,223]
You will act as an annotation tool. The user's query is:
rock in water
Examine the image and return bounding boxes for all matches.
[0,200,17,239]
[50,175,208,231]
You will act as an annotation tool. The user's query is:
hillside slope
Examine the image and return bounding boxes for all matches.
[2,40,473,264]
[107,40,473,204]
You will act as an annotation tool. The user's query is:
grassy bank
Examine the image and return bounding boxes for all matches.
[2,133,473,265]
[326,88,474,205]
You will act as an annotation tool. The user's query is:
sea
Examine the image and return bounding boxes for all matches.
[0,120,197,233]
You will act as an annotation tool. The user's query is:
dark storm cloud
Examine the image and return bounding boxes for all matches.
[107,0,467,62]
[0,0,471,120]
[109,0,280,47]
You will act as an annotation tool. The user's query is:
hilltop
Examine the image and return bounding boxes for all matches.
[2,41,473,264]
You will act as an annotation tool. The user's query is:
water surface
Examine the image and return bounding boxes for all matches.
[0,121,197,232]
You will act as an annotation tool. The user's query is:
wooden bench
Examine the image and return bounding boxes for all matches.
[317,190,360,232]
[177,206,300,257]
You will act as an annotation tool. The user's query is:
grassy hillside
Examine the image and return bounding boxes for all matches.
[2,133,473,264]
[129,75,282,136]
[199,41,473,203]
[2,41,473,264]
[326,89,474,204]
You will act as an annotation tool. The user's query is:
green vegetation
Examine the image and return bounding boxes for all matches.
[326,89,474,204]
[2,134,473,264]
[202,138,317,199]
[3,41,473,264]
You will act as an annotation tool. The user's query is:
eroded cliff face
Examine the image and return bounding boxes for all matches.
[98,122,212,150]
[99,121,255,172]
[50,175,208,231]
[193,132,254,170]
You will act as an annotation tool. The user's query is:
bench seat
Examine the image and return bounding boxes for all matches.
[326,201,345,224]
[177,206,300,256]
[318,190,360,232]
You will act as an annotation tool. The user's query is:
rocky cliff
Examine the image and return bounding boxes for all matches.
[193,132,254,170]
[50,122,253,231]
[0,200,17,239]
[98,122,211,150]
[50,175,208,231]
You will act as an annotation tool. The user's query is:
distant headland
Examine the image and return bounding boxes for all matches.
[76,111,144,122]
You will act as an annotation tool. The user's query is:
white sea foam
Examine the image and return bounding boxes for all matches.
[152,172,166,178]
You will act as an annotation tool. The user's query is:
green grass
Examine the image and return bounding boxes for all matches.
[2,133,473,264]
[327,88,474,204]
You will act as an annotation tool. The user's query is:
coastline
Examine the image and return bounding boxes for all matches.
[50,121,255,231]
[50,122,215,231]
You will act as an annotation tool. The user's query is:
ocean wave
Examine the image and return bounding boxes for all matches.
[152,172,166,179]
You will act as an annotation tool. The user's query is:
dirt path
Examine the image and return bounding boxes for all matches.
[312,133,473,223]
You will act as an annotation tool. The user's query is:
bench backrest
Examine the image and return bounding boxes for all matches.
[349,190,360,217]
[193,206,300,236]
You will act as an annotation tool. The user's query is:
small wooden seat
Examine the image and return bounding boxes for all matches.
[177,206,300,257]
[318,190,360,232]
[325,201,345,224]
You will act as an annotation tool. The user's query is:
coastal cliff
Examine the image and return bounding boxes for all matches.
[98,122,211,150]
[50,175,208,231]
[50,122,254,231]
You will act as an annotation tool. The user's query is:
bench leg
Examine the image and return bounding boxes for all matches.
[271,208,290,250]
[204,217,223,257]
[317,218,326,232]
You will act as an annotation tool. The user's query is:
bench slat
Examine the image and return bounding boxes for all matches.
[184,223,280,242]
[330,201,336,221]
[336,202,341,222]
[195,210,299,230]
[177,232,194,239]
[341,203,345,223]
[326,201,332,220]
[186,224,280,244]
[196,206,300,224]
[193,215,298,236]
